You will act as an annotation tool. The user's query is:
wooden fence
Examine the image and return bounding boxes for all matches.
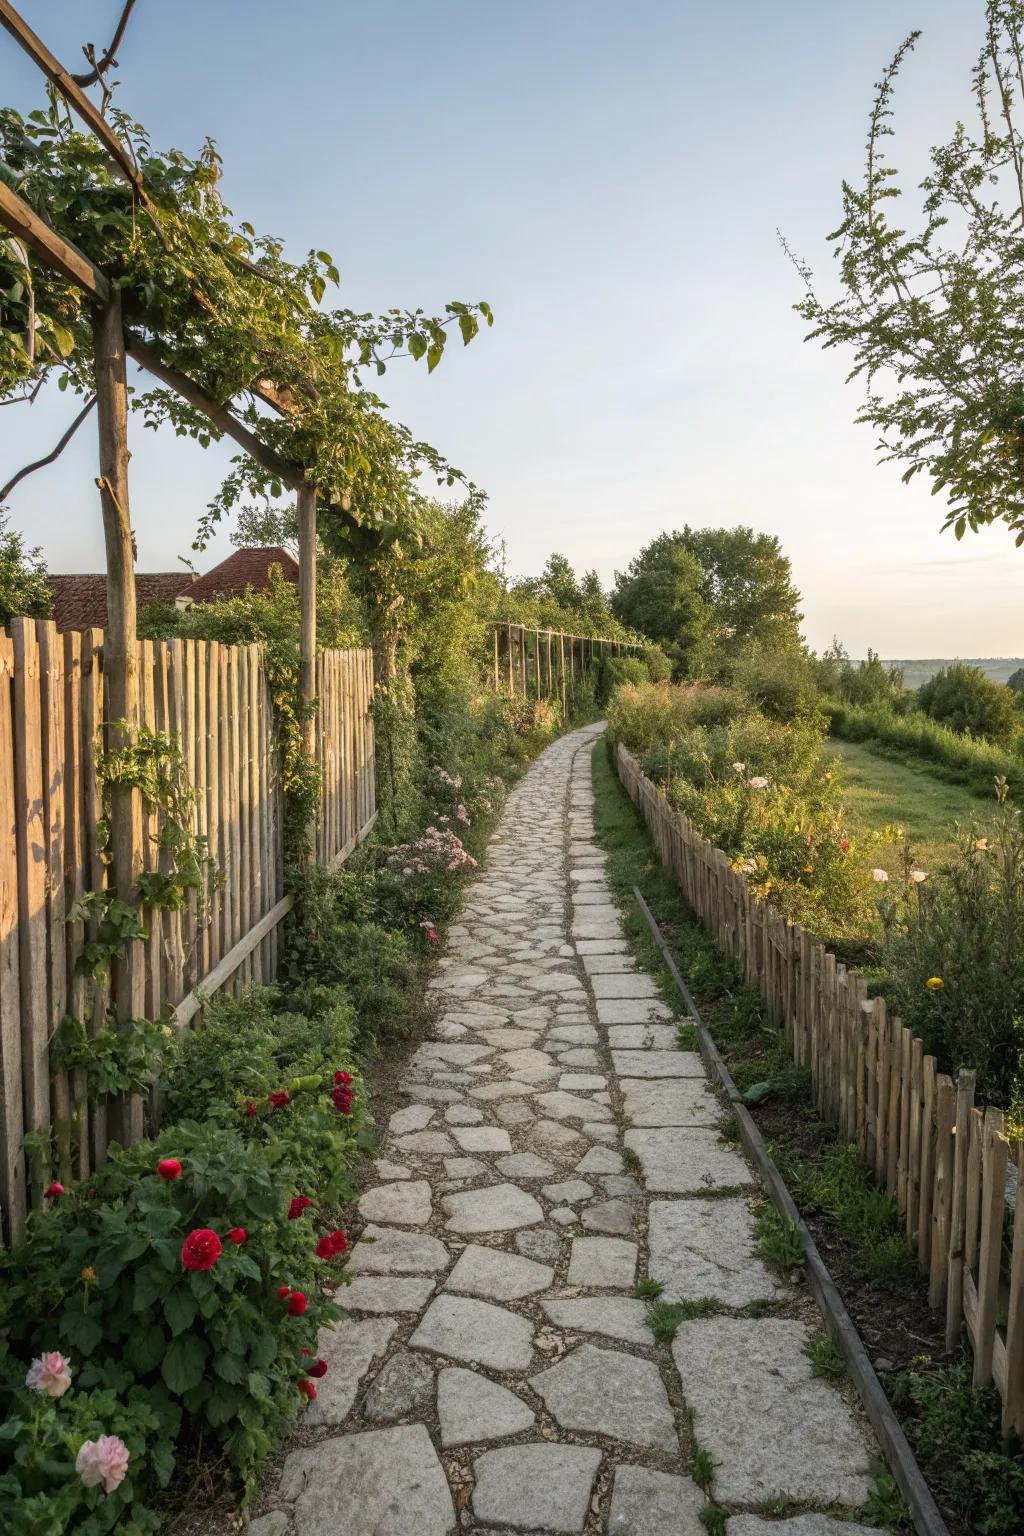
[615,742,1024,1437]
[492,624,645,709]
[0,622,375,1245]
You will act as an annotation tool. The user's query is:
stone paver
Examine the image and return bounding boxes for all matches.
[472,1443,602,1532]
[258,725,892,1534]
[672,1318,876,1505]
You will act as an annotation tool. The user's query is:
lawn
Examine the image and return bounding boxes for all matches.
[825,738,993,877]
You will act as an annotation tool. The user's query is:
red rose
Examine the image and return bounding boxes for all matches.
[328,1229,347,1255]
[268,1091,290,1109]
[298,1378,317,1401]
[44,1181,64,1198]
[331,1085,353,1114]
[288,1195,313,1220]
[287,1290,308,1316]
[227,1227,247,1245]
[333,1071,353,1086]
[157,1158,182,1182]
[245,1100,258,1118]
[277,1285,291,1299]
[181,1228,222,1272]
[315,1235,335,1260]
[301,1346,312,1357]
[306,1358,329,1379]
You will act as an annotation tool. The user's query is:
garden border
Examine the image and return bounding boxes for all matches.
[631,882,949,1536]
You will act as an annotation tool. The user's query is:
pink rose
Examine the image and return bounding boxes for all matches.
[25,1350,72,1397]
[76,1434,131,1494]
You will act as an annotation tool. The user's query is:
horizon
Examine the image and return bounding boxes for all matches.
[1,0,1022,657]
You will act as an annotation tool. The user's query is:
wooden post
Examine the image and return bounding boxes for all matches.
[1003,1140,1024,1437]
[946,1068,976,1352]
[973,1107,1008,1389]
[519,626,528,697]
[93,291,143,1139]
[493,627,499,689]
[297,484,317,757]
[506,623,514,693]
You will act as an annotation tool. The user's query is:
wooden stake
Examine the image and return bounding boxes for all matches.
[297,483,317,759]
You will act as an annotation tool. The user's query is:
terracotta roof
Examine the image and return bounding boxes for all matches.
[48,572,194,633]
[187,546,299,602]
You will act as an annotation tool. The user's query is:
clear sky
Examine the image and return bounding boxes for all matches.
[2,0,1021,657]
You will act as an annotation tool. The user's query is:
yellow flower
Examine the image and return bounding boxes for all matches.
[925,977,944,991]
[973,838,990,852]
[803,864,814,875]
[81,1266,97,1283]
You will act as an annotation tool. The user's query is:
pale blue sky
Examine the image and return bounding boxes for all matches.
[2,0,1021,656]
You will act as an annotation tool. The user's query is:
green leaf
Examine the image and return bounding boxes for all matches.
[162,1333,207,1395]
[213,1349,247,1384]
[163,1287,199,1337]
[743,1081,773,1105]
[427,341,444,373]
[60,1307,103,1355]
[127,1322,167,1373]
[458,313,478,346]
[249,1330,277,1369]
[408,333,427,362]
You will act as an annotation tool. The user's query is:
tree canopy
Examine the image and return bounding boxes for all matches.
[788,1,1024,545]
[0,508,50,622]
[611,526,802,675]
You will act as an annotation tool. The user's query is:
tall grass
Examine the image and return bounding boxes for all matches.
[826,700,1024,802]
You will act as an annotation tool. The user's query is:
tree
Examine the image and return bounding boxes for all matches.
[610,535,710,675]
[611,526,802,675]
[0,509,51,622]
[675,525,802,657]
[788,2,1024,545]
[1008,666,1024,695]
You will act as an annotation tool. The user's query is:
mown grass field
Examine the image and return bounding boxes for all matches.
[825,738,994,877]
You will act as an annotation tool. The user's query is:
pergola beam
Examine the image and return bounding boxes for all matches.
[0,180,109,301]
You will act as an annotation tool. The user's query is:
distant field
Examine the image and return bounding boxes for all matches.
[868,658,1024,688]
[825,738,992,877]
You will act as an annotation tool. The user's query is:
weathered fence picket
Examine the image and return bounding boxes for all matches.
[614,741,1024,1433]
[0,625,375,1245]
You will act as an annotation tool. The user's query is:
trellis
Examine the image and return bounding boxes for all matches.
[0,4,369,1238]
[492,623,645,710]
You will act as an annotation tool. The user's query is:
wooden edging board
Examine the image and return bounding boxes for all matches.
[631,883,951,1536]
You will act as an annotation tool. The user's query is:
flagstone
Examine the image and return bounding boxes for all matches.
[444,1241,553,1300]
[624,1129,755,1193]
[277,1425,454,1535]
[532,1343,677,1452]
[437,1367,535,1446]
[442,1181,544,1233]
[471,1444,602,1533]
[410,1294,536,1370]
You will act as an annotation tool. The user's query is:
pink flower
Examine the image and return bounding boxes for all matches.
[76,1434,131,1494]
[44,1181,64,1199]
[25,1351,72,1397]
[871,868,890,883]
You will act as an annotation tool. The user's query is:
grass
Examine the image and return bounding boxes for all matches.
[646,1297,721,1341]
[825,737,988,877]
[754,1204,805,1272]
[804,1330,846,1379]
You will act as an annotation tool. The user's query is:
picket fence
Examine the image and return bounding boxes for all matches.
[0,620,375,1246]
[615,742,1024,1438]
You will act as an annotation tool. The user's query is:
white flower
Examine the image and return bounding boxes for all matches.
[731,761,746,774]
[748,776,769,790]
[908,869,927,883]
[26,1351,72,1397]
[871,868,889,883]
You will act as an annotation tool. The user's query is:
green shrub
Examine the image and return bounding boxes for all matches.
[917,664,1020,747]
[879,799,1024,1106]
[610,681,873,942]
[730,641,824,724]
[0,1119,347,1508]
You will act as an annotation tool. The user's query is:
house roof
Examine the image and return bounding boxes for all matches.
[46,547,299,633]
[186,546,299,602]
[47,572,194,633]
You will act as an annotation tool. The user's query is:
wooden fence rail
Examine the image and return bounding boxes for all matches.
[615,741,1024,1437]
[492,624,644,708]
[0,624,375,1246]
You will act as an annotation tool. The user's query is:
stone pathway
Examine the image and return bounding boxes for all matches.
[254,726,890,1536]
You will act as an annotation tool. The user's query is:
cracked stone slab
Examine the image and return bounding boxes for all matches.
[672,1318,875,1506]
[607,1023,680,1049]
[542,1296,654,1345]
[608,1465,706,1535]
[444,1242,553,1300]
[611,1049,705,1078]
[278,1424,454,1535]
[450,1125,513,1153]
[363,1351,434,1422]
[358,1180,433,1226]
[442,1181,544,1233]
[532,1343,677,1452]
[437,1367,535,1447]
[343,1276,436,1314]
[624,1129,755,1193]
[648,1199,778,1307]
[496,1151,557,1179]
[567,1235,638,1288]
[589,971,661,999]
[302,1315,398,1427]
[347,1224,449,1275]
[388,1104,435,1134]
[471,1444,602,1533]
[534,1089,613,1123]
[411,1293,536,1370]
[597,999,674,1025]
[620,1076,724,1127]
